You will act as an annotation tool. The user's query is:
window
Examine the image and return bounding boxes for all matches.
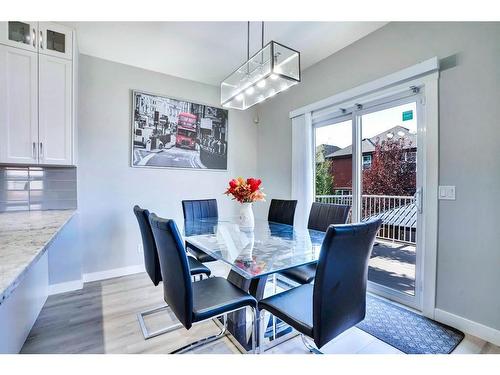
[177,129,195,137]
[363,155,372,169]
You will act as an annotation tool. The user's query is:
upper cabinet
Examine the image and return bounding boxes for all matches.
[0,21,38,53]
[0,22,73,59]
[38,22,73,60]
[0,22,76,166]
[38,54,72,165]
[0,44,39,164]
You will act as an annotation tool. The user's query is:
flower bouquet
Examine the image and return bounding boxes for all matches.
[224,177,265,230]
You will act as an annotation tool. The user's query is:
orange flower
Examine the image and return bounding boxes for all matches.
[224,177,266,203]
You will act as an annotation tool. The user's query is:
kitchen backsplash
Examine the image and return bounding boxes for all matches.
[0,166,77,212]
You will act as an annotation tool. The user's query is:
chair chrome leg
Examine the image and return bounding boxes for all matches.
[137,304,183,340]
[250,308,257,354]
[301,334,323,354]
[170,312,229,354]
[258,310,265,354]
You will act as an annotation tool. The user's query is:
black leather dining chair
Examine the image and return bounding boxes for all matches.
[182,199,218,263]
[258,218,382,353]
[149,213,258,354]
[133,205,211,340]
[280,202,351,285]
[267,199,298,226]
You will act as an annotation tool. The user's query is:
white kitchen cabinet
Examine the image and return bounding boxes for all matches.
[38,54,72,165]
[0,21,38,53]
[0,22,76,166]
[0,44,39,164]
[38,22,73,60]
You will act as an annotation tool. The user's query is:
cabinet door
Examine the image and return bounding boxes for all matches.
[38,22,72,60]
[38,54,72,165]
[0,45,39,164]
[0,21,38,53]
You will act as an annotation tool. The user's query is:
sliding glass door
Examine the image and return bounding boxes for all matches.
[313,93,423,310]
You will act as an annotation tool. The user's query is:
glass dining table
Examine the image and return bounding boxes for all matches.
[183,217,325,352]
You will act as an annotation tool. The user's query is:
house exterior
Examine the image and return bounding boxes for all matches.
[316,144,340,163]
[324,125,416,193]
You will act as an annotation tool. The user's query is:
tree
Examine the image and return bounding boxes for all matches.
[316,158,334,195]
[363,138,416,196]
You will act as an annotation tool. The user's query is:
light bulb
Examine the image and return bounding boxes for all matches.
[245,87,255,95]
[270,74,278,80]
[268,89,276,97]
[236,94,244,101]
[257,80,266,88]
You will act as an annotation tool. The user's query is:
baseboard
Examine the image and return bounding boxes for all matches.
[48,279,84,296]
[434,308,500,346]
[83,264,145,283]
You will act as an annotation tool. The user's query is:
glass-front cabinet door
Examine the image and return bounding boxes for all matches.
[0,21,39,52]
[38,22,73,60]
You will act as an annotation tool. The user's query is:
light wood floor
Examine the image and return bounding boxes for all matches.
[21,262,500,354]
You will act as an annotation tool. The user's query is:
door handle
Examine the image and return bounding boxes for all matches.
[39,30,43,49]
[39,142,43,158]
[32,28,36,48]
[415,187,423,214]
[32,142,36,159]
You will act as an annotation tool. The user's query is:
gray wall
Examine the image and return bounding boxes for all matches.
[256,22,500,330]
[78,54,258,274]
[48,213,82,286]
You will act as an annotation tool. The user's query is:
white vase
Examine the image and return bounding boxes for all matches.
[239,202,255,231]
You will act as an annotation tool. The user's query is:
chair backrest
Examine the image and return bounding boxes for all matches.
[267,199,298,226]
[149,213,194,329]
[182,199,218,221]
[312,218,382,348]
[133,205,162,286]
[307,202,351,232]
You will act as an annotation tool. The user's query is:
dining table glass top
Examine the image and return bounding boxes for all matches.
[183,218,325,279]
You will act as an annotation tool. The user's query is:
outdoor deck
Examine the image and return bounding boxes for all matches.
[369,239,416,295]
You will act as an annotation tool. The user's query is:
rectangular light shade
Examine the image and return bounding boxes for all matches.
[220,41,300,110]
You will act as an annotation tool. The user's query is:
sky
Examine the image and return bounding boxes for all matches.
[315,102,417,149]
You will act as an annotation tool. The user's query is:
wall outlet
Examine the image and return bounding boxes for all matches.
[137,243,144,255]
[438,185,456,200]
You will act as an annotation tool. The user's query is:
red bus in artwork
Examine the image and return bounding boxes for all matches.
[175,112,198,149]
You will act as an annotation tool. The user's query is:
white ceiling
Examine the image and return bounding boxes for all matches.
[62,22,387,86]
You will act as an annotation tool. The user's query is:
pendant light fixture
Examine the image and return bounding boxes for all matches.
[220,22,301,110]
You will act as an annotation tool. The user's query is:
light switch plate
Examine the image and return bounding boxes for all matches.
[439,185,456,200]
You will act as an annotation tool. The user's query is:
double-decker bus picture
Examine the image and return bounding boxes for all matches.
[175,112,198,150]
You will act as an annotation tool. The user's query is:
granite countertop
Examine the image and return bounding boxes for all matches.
[0,210,76,304]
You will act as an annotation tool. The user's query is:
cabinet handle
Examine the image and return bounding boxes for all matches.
[32,142,36,159]
[39,30,43,49]
[32,28,36,48]
[39,142,43,158]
